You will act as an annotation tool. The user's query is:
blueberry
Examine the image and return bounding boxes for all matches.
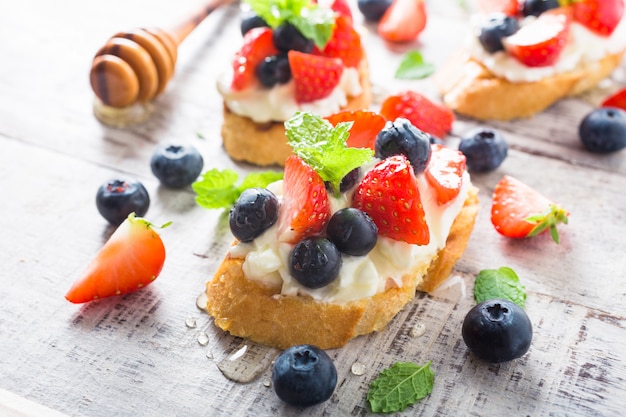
[357,0,393,21]
[289,238,342,289]
[478,13,520,53]
[462,299,532,363]
[240,11,269,36]
[578,107,626,153]
[272,23,313,53]
[326,167,360,194]
[375,118,432,174]
[521,0,560,17]
[272,344,337,407]
[96,178,150,226]
[458,128,508,172]
[326,208,378,256]
[150,144,204,188]
[229,188,279,242]
[256,54,291,87]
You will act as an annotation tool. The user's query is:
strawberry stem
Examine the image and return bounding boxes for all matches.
[525,204,569,244]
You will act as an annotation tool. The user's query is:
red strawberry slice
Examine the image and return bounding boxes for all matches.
[601,87,626,111]
[573,0,624,37]
[425,144,466,205]
[313,15,363,67]
[380,90,454,139]
[288,51,344,103]
[378,0,427,43]
[353,154,430,245]
[503,9,570,67]
[231,27,278,91]
[491,175,569,243]
[277,155,331,243]
[325,109,387,150]
[65,213,167,303]
[331,0,353,22]
[477,0,520,16]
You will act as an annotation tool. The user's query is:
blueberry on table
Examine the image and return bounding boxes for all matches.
[96,178,150,226]
[357,0,393,22]
[478,13,520,53]
[272,344,337,407]
[459,128,508,172]
[326,208,378,256]
[578,107,626,153]
[289,238,342,289]
[229,188,279,243]
[150,144,204,188]
[521,0,560,17]
[462,299,532,363]
[375,118,432,174]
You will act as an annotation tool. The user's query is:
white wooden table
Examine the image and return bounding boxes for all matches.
[1,1,625,416]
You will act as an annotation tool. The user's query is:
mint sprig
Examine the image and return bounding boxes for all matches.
[285,111,373,196]
[244,0,335,48]
[395,51,435,80]
[473,267,527,308]
[192,169,283,209]
[367,361,434,413]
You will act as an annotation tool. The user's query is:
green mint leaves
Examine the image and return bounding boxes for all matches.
[244,0,335,48]
[473,267,527,308]
[192,169,283,210]
[367,361,434,413]
[285,111,373,195]
[395,51,435,80]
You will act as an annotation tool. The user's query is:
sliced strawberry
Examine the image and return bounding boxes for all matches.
[277,155,331,243]
[491,175,569,243]
[231,27,278,91]
[477,0,520,16]
[601,87,626,111]
[331,0,353,22]
[288,51,344,103]
[313,15,363,67]
[503,9,570,67]
[325,109,387,150]
[379,90,454,139]
[425,144,466,205]
[378,0,427,43]
[573,0,624,37]
[353,154,429,245]
[65,213,167,304]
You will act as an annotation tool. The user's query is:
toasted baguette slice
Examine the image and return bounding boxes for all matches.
[221,59,372,167]
[205,186,479,350]
[435,49,626,121]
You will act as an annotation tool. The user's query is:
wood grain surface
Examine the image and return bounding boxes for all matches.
[1,1,625,416]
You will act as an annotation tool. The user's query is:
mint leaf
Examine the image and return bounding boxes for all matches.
[285,111,373,195]
[474,267,527,308]
[367,361,434,413]
[395,51,435,80]
[192,169,283,210]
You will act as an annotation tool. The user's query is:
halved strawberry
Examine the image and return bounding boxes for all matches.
[231,27,278,91]
[353,154,430,245]
[572,0,624,37]
[331,0,353,22]
[65,213,167,304]
[288,51,344,103]
[491,175,569,243]
[425,144,466,205]
[378,0,427,43]
[503,8,570,67]
[325,109,387,150]
[379,90,454,139]
[601,87,626,111]
[477,0,520,16]
[277,155,331,243]
[313,15,363,67]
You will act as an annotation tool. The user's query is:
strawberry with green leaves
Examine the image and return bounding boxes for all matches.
[378,0,427,43]
[288,51,344,103]
[231,27,278,90]
[65,213,169,304]
[491,175,569,243]
[353,154,430,245]
[313,14,363,67]
[425,144,467,205]
[325,109,387,150]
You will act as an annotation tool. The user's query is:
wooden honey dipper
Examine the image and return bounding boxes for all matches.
[90,0,234,110]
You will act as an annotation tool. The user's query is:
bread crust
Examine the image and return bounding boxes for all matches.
[205,186,479,349]
[435,49,626,121]
[221,59,372,167]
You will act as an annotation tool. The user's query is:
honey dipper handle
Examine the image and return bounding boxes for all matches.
[169,0,237,44]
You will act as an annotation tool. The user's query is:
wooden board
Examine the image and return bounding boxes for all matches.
[1,1,626,416]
